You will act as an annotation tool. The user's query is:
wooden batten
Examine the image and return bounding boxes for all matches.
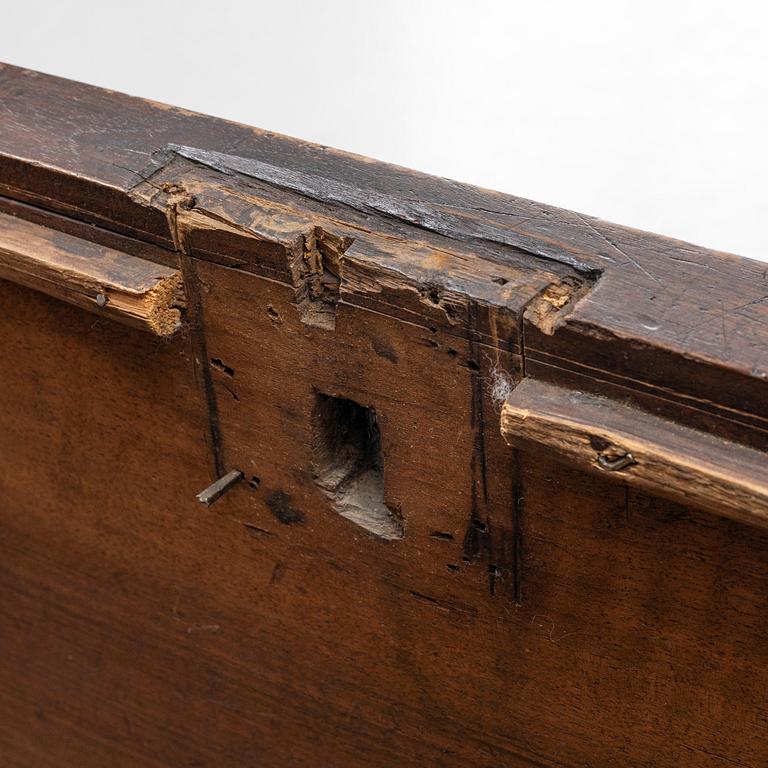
[0,212,184,336]
[501,378,768,530]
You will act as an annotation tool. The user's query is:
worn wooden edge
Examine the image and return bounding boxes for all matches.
[501,378,768,530]
[2,63,768,439]
[0,211,185,336]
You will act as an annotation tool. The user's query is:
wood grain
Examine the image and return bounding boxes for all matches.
[501,378,768,530]
[0,211,184,335]
[3,274,768,767]
[1,63,768,768]
[2,62,768,438]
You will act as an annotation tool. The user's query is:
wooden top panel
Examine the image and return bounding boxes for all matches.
[1,62,767,430]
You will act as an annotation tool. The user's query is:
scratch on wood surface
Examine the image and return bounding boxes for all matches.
[511,448,524,605]
[186,624,221,634]
[573,211,659,285]
[720,299,729,354]
[530,614,580,645]
[409,591,478,616]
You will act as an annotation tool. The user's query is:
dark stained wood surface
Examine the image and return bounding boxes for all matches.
[1,63,767,767]
[4,275,768,768]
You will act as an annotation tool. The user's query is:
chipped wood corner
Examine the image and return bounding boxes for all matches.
[523,273,597,335]
[112,269,186,337]
[293,226,354,330]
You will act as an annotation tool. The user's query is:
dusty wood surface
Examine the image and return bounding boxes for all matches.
[0,211,184,335]
[0,63,767,767]
[502,378,768,530]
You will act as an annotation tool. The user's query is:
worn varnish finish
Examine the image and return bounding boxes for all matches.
[0,64,767,767]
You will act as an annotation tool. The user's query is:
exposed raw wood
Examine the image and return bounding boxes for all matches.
[0,211,184,336]
[501,378,768,530]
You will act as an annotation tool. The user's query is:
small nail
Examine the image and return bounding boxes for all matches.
[597,452,636,471]
[196,469,244,506]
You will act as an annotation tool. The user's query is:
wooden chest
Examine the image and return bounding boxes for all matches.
[1,63,767,767]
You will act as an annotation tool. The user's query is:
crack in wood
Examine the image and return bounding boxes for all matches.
[165,189,226,479]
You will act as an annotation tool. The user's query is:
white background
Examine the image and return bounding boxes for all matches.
[2,1,766,261]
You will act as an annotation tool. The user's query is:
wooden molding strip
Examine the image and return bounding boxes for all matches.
[0,212,184,336]
[501,378,768,529]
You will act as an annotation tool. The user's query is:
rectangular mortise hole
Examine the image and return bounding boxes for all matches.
[311,393,403,540]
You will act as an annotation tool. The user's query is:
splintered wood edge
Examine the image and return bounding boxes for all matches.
[0,212,185,337]
[501,378,768,530]
[104,272,185,337]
